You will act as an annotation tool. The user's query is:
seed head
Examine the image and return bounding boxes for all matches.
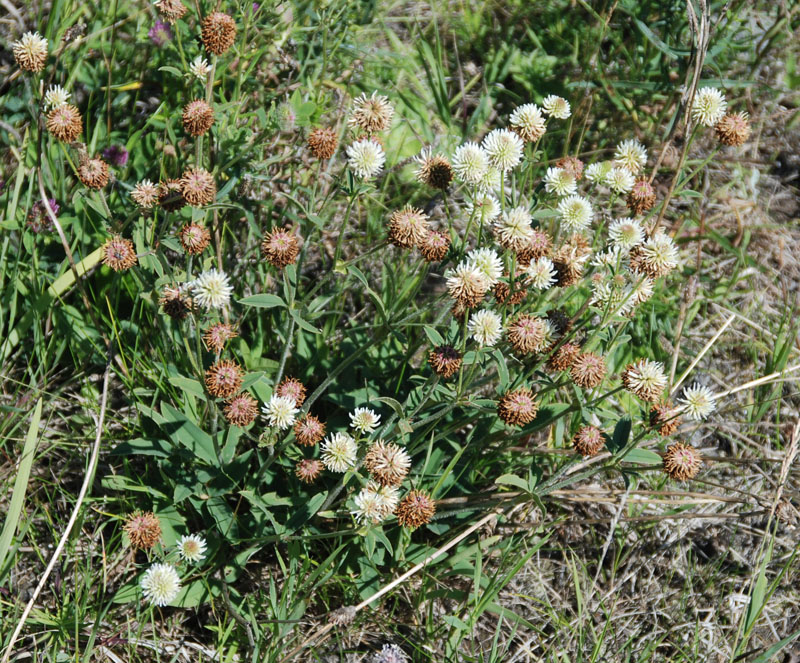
[294,414,326,447]
[78,158,110,190]
[415,147,453,189]
[547,342,581,372]
[12,32,48,72]
[547,309,572,335]
[205,359,243,399]
[180,167,216,207]
[131,180,159,208]
[154,0,187,22]
[123,510,162,549]
[295,459,323,484]
[556,156,584,180]
[497,387,539,427]
[552,251,583,287]
[159,285,193,319]
[570,352,607,389]
[515,230,553,266]
[182,99,214,136]
[387,206,430,248]
[349,91,394,133]
[158,179,185,211]
[572,425,605,457]
[364,440,411,487]
[663,442,702,481]
[622,359,667,402]
[428,345,463,379]
[507,315,554,355]
[201,12,237,55]
[179,222,211,255]
[101,235,138,271]
[276,377,307,407]
[649,401,681,437]
[223,393,258,427]
[395,490,436,529]
[715,112,750,147]
[261,227,300,269]
[46,104,83,142]
[446,262,489,308]
[627,179,656,215]
[509,103,546,143]
[418,230,450,262]
[202,322,237,352]
[493,280,527,306]
[307,127,338,159]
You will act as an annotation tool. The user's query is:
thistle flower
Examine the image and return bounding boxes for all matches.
[608,217,644,250]
[148,19,173,46]
[650,401,681,437]
[294,414,326,447]
[570,352,606,388]
[543,167,577,196]
[179,223,211,255]
[507,315,555,355]
[663,442,702,480]
[349,407,380,434]
[691,87,727,127]
[12,32,48,72]
[320,432,358,472]
[388,206,429,248]
[606,167,635,194]
[43,85,70,110]
[182,100,214,137]
[585,161,613,183]
[159,285,193,319]
[176,534,206,563]
[123,511,161,549]
[141,563,181,607]
[276,377,307,407]
[346,139,385,180]
[452,142,489,186]
[715,112,751,146]
[428,345,462,379]
[572,425,605,457]
[497,387,539,427]
[516,230,553,266]
[446,262,490,308]
[158,179,185,211]
[223,393,259,427]
[526,256,557,290]
[468,309,503,347]
[419,231,450,262]
[205,359,243,399]
[547,342,581,372]
[295,459,323,484]
[78,158,110,190]
[191,269,232,310]
[509,103,546,143]
[627,179,656,215]
[349,92,394,133]
[415,147,453,190]
[541,95,571,119]
[494,206,534,251]
[482,129,524,172]
[557,195,594,232]
[307,127,338,160]
[556,156,585,180]
[154,0,187,22]
[189,55,211,80]
[466,193,501,223]
[467,248,503,287]
[202,322,237,352]
[364,441,411,486]
[613,139,647,173]
[396,490,436,529]
[622,359,667,402]
[633,232,679,278]
[679,384,716,421]
[201,12,237,55]
[102,235,138,271]
[261,227,300,268]
[46,104,83,142]
[262,395,299,430]
[180,167,216,207]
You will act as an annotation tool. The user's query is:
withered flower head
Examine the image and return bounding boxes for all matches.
[203,322,238,352]
[497,387,539,427]
[364,440,411,487]
[493,280,527,306]
[205,359,243,399]
[547,342,581,372]
[223,393,258,427]
[78,158,110,190]
[182,99,214,137]
[159,285,193,319]
[447,263,489,308]
[507,315,553,355]
[415,148,453,190]
[572,425,605,457]
[663,442,702,481]
[293,414,326,447]
[622,359,667,403]
[349,91,394,134]
[46,104,82,142]
[552,243,585,287]
[650,401,681,437]
[276,377,307,407]
[131,180,159,208]
[428,345,462,379]
[570,351,607,389]
[419,230,450,262]
[295,459,323,484]
[158,179,185,211]
[154,0,187,22]
[201,12,237,55]
[388,205,430,249]
[179,222,211,255]
[180,167,216,207]
[261,227,300,269]
[715,112,750,147]
[307,127,338,160]
[12,31,48,72]
[556,156,584,180]
[627,178,656,215]
[101,235,137,271]
[123,510,161,549]
[395,490,436,529]
[515,230,553,267]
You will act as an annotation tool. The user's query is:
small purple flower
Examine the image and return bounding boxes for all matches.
[27,198,60,233]
[102,144,129,167]
[148,19,173,47]
[251,3,259,12]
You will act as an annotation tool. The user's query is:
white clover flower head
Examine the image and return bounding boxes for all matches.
[608,217,645,250]
[679,384,717,420]
[591,245,627,269]
[321,432,358,472]
[467,248,503,287]
[191,268,233,310]
[262,395,299,430]
[12,32,48,71]
[630,275,655,305]
[346,139,386,180]
[189,55,211,80]
[625,359,667,396]
[591,279,634,316]
[141,563,181,607]
[641,232,679,275]
[352,487,385,525]
[556,195,594,232]
[613,139,647,173]
[541,95,571,119]
[585,161,613,183]
[467,309,503,347]
[543,167,577,196]
[373,643,409,663]
[605,167,636,194]
[482,128,524,172]
[691,87,727,127]
[44,85,70,110]
[176,534,207,563]
[526,257,557,290]
[466,193,500,223]
[476,166,503,194]
[452,142,489,186]
[494,206,534,250]
[509,103,546,142]
[349,407,381,434]
[446,261,490,301]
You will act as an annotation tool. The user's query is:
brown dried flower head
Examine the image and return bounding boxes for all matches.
[515,230,553,266]
[12,32,48,72]
[552,243,584,287]
[293,414,326,447]
[715,112,750,147]
[159,285,193,319]
[223,393,259,427]
[570,351,607,389]
[388,206,430,249]
[556,156,584,180]
[101,235,137,271]
[627,178,656,215]
[155,0,187,22]
[507,315,553,355]
[295,459,323,484]
[201,12,237,55]
[276,377,307,407]
[364,440,411,487]
[497,387,539,427]
[46,104,82,142]
[416,151,453,190]
[547,342,581,372]
[205,359,243,398]
[307,127,338,160]
[663,442,702,481]
[572,425,605,457]
[78,158,110,190]
[349,91,393,134]
[203,322,238,352]
[123,510,161,550]
[419,230,450,262]
[493,280,527,306]
[622,359,667,403]
[179,222,211,255]
[650,401,681,437]
[261,227,300,269]
[158,179,185,211]
[180,167,216,207]
[131,180,159,208]
[428,345,462,379]
[396,490,436,529]
[182,99,214,137]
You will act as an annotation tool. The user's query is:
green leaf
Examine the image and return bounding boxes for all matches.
[495,473,530,492]
[423,326,445,346]
[289,308,321,334]
[238,294,286,308]
[622,448,663,465]
[608,417,632,454]
[286,492,327,532]
[168,376,205,399]
[160,403,217,464]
